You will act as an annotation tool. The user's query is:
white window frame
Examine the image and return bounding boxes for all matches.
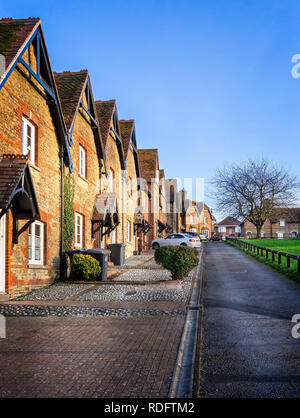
[235,226,241,233]
[75,212,83,248]
[128,177,132,197]
[28,221,44,265]
[22,117,35,165]
[111,228,116,244]
[190,215,194,223]
[79,145,86,178]
[277,232,284,239]
[279,219,285,227]
[204,217,207,224]
[127,220,131,241]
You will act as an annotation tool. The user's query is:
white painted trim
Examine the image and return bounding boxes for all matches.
[28,221,44,265]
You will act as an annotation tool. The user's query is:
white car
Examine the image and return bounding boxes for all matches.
[151,233,201,249]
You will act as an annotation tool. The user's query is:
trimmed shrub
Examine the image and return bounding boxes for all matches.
[70,254,101,281]
[154,246,199,280]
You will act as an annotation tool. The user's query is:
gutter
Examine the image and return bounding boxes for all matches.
[168,246,204,398]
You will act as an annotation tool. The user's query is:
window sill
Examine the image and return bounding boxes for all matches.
[27,264,47,269]
[78,174,88,184]
[28,163,40,172]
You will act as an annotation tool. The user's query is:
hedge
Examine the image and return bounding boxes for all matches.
[154,246,199,280]
[70,254,101,281]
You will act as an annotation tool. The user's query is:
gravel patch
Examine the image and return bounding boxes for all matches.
[123,253,154,267]
[79,270,194,302]
[0,305,184,318]
[115,269,171,282]
[15,283,93,301]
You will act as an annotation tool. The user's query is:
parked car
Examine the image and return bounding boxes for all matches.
[188,232,208,241]
[151,233,201,249]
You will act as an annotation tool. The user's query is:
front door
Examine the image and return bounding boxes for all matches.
[0,214,6,293]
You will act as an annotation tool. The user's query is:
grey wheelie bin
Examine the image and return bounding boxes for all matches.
[66,248,110,281]
[108,243,126,266]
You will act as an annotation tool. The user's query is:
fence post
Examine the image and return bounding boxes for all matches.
[287,255,290,269]
[278,253,281,265]
[298,257,300,273]
[266,249,268,260]
[272,251,275,262]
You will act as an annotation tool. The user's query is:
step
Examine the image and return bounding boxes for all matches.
[0,293,10,302]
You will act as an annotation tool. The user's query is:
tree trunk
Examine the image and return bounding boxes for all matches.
[256,225,262,239]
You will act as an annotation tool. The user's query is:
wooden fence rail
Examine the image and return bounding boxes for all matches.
[226,237,300,273]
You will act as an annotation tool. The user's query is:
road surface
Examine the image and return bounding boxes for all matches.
[200,241,300,398]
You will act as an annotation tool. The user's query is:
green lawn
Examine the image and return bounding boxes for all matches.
[227,238,300,281]
[242,239,300,257]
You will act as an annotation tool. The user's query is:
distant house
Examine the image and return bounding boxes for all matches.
[215,217,242,237]
[242,208,300,239]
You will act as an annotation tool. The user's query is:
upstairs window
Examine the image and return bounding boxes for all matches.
[22,117,35,165]
[28,221,44,265]
[128,177,133,197]
[204,217,207,224]
[79,145,86,178]
[127,220,131,241]
[280,219,285,227]
[190,215,194,223]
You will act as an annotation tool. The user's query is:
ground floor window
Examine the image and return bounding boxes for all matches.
[277,232,284,239]
[111,228,116,244]
[127,220,131,242]
[75,212,84,248]
[292,231,298,238]
[29,221,44,265]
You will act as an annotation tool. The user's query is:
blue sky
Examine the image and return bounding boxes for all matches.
[2,0,300,220]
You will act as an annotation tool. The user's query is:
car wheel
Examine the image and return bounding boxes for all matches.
[152,242,160,249]
[180,243,187,246]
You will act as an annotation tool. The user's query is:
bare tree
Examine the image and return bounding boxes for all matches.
[212,159,299,238]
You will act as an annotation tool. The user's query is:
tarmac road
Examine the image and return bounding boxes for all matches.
[199,241,300,398]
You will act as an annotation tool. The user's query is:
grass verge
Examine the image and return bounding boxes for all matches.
[226,240,300,283]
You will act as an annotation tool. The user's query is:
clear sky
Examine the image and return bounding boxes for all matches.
[2,0,300,220]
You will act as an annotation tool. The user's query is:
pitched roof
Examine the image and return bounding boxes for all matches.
[217,216,241,226]
[0,158,26,208]
[270,208,300,223]
[54,70,88,131]
[94,100,116,149]
[0,154,39,218]
[138,149,158,183]
[0,17,40,72]
[119,120,134,159]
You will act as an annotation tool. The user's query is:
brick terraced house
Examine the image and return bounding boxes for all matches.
[0,18,73,298]
[242,208,300,239]
[199,203,215,238]
[137,149,162,245]
[119,120,143,256]
[0,16,213,297]
[54,70,106,251]
[95,100,125,249]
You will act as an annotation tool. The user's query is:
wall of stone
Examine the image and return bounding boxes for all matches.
[0,58,62,297]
